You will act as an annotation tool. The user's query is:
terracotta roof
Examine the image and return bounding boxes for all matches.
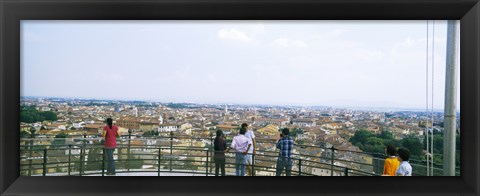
[84,124,105,129]
[292,119,315,123]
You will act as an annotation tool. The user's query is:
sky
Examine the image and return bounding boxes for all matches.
[21,20,460,110]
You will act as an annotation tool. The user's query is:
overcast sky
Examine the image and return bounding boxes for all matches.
[21,20,460,110]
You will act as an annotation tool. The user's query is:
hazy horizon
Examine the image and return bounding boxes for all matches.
[21,20,460,111]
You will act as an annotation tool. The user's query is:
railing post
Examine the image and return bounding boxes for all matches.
[330,146,335,176]
[28,137,33,176]
[102,148,105,176]
[79,145,84,176]
[298,158,302,176]
[127,129,132,172]
[43,148,47,176]
[206,149,209,176]
[158,147,161,176]
[210,133,214,174]
[344,167,349,176]
[68,144,72,176]
[170,132,173,172]
[81,133,86,176]
[252,153,256,176]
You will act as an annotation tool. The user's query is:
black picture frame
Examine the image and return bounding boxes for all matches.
[1,0,479,195]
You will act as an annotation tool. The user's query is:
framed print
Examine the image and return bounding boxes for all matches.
[1,0,479,195]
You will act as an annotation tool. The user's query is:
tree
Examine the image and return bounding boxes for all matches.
[401,135,423,157]
[41,111,58,121]
[29,127,37,137]
[52,133,68,147]
[20,106,57,123]
[378,131,394,140]
[364,137,385,154]
[20,130,31,138]
[349,129,374,145]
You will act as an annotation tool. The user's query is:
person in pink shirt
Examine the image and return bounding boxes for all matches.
[227,128,251,176]
[102,118,120,175]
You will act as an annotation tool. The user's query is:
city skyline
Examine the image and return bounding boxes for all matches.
[21,20,460,110]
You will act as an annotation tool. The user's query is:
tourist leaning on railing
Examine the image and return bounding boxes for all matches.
[395,148,413,176]
[276,128,294,176]
[382,144,400,176]
[227,128,251,176]
[214,130,227,176]
[242,123,256,176]
[102,118,121,176]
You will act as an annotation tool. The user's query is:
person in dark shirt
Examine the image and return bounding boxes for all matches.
[214,130,227,176]
[276,128,294,176]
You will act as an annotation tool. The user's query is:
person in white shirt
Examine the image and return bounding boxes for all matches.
[395,148,413,176]
[227,127,252,176]
[242,123,256,176]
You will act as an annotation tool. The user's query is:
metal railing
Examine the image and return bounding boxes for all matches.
[19,133,460,176]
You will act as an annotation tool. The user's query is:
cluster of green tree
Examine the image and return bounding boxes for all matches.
[350,129,460,166]
[20,127,42,138]
[51,133,69,147]
[349,129,423,160]
[422,129,460,166]
[20,106,58,123]
[165,103,190,108]
[20,130,33,138]
[290,128,304,138]
[84,102,116,106]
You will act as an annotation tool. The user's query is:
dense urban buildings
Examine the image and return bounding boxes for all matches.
[19,96,460,176]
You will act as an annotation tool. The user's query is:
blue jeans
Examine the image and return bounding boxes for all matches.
[235,152,247,176]
[105,148,115,174]
[276,157,292,176]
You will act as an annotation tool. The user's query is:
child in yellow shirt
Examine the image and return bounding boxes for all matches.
[383,144,400,176]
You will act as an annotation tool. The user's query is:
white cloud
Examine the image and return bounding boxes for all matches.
[273,38,289,48]
[94,72,123,82]
[272,38,308,48]
[329,29,345,37]
[394,36,446,48]
[254,23,265,34]
[291,40,308,48]
[207,74,217,82]
[218,28,252,42]
[354,50,384,61]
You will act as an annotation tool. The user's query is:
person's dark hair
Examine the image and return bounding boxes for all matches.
[216,130,223,137]
[397,148,410,161]
[239,127,247,135]
[386,144,397,156]
[106,118,113,129]
[281,128,289,136]
[241,123,248,128]
[215,130,223,144]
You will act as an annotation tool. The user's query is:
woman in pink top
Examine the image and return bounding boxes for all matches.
[102,118,120,175]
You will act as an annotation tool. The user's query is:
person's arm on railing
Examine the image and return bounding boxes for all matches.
[243,144,251,155]
[276,138,281,150]
[102,127,107,138]
[227,138,236,152]
[252,135,256,155]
